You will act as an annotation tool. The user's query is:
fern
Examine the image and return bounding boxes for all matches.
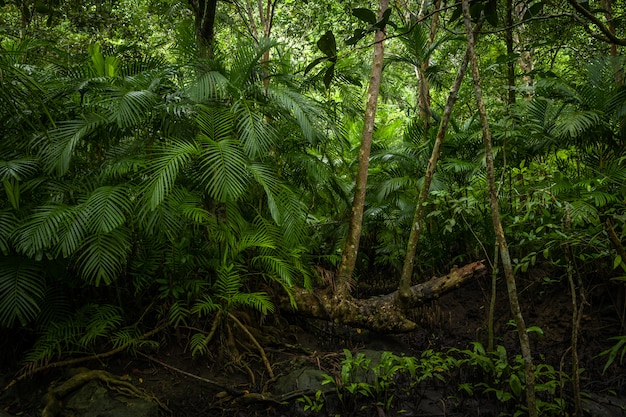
[83,186,133,233]
[198,137,250,202]
[73,229,131,286]
[143,139,200,209]
[0,258,45,327]
[0,209,17,255]
[78,304,124,345]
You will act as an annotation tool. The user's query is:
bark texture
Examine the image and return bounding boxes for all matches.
[189,0,218,57]
[285,261,486,333]
[336,0,389,297]
[461,1,537,415]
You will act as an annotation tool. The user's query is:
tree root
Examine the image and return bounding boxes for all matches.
[41,368,164,417]
[228,312,275,379]
[136,351,246,397]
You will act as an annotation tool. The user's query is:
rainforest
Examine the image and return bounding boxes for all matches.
[1,1,626,416]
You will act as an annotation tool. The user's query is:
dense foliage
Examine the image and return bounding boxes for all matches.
[1,0,626,415]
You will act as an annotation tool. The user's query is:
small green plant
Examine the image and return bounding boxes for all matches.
[454,342,567,416]
[598,335,626,373]
[299,348,458,415]
[296,389,325,413]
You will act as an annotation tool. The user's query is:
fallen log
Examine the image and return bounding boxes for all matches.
[283,260,487,333]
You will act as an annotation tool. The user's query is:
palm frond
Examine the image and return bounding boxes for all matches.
[195,104,233,141]
[569,200,600,226]
[0,257,45,327]
[190,295,220,317]
[188,70,230,102]
[73,229,131,286]
[14,204,75,258]
[554,109,601,139]
[267,86,321,144]
[78,303,124,346]
[198,137,250,202]
[103,87,160,128]
[232,100,277,158]
[0,209,18,255]
[84,186,133,233]
[143,139,200,209]
[44,114,108,175]
[229,38,276,91]
[229,291,274,314]
[0,157,39,181]
[215,264,241,299]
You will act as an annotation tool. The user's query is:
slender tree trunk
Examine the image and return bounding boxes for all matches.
[460,2,537,416]
[241,0,277,87]
[505,0,515,105]
[398,16,485,301]
[398,45,471,301]
[335,0,388,298]
[600,0,623,84]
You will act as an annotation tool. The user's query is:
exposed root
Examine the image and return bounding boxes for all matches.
[136,351,246,397]
[41,368,164,417]
[228,312,275,379]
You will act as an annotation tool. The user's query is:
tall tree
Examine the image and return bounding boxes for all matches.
[461,1,537,415]
[335,0,389,298]
[189,0,218,56]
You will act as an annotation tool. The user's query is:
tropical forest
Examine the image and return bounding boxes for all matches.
[1,0,626,416]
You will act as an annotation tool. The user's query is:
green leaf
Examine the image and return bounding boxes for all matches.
[305,56,328,75]
[323,64,335,89]
[73,230,131,286]
[0,258,45,327]
[526,326,544,335]
[317,31,337,58]
[198,138,249,202]
[523,1,544,21]
[485,0,498,27]
[84,186,132,233]
[614,255,623,270]
[346,29,367,46]
[352,8,377,24]
[144,139,199,209]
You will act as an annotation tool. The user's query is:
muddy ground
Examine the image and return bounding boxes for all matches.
[1,271,625,416]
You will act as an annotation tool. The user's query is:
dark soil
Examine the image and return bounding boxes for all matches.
[2,271,626,417]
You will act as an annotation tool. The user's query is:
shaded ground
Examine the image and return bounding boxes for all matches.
[2,270,626,416]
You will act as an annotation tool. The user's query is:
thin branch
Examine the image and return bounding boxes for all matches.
[566,0,626,46]
[136,351,245,396]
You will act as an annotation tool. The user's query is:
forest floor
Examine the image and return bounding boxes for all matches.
[2,269,626,416]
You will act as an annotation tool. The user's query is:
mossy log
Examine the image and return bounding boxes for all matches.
[284,260,487,333]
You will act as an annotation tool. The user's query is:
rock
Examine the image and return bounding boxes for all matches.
[64,380,158,417]
[273,367,328,395]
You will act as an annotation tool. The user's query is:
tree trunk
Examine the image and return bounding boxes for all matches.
[335,0,388,298]
[285,261,486,332]
[189,0,218,57]
[505,0,515,105]
[398,17,485,302]
[461,1,537,416]
[398,47,471,301]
